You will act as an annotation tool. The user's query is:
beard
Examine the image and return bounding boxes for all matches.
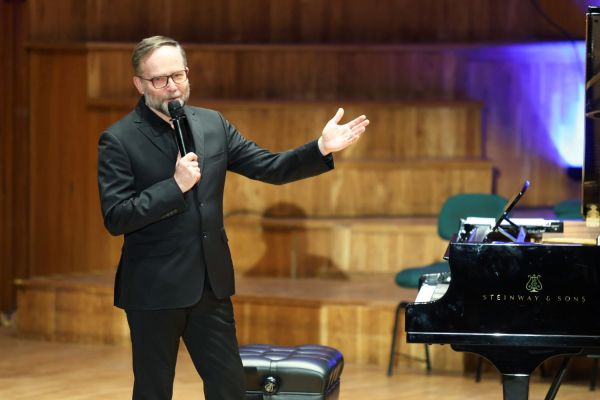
[143,83,191,117]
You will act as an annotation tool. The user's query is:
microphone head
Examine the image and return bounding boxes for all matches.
[167,100,185,118]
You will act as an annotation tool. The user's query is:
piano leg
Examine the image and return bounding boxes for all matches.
[452,346,583,400]
[502,374,531,400]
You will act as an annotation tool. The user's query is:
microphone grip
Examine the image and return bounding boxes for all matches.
[172,117,188,156]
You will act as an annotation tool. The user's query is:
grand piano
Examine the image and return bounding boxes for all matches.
[404,7,600,400]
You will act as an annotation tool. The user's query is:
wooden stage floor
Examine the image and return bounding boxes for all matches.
[1,326,597,400]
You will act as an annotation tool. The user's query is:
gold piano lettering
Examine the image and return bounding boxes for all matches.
[481,293,586,305]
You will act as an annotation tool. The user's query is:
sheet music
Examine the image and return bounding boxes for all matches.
[414,283,449,303]
[463,217,559,227]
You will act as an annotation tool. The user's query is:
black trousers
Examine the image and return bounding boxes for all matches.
[125,287,246,400]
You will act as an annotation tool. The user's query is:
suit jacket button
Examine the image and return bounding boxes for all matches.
[202,232,208,238]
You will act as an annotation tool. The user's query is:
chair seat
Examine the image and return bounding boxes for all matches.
[240,344,343,399]
[394,261,449,289]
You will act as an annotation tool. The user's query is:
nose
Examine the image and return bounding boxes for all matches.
[165,76,178,89]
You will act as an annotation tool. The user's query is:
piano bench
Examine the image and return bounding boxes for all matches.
[239,344,344,399]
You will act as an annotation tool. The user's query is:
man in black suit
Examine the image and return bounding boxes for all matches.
[97,35,369,400]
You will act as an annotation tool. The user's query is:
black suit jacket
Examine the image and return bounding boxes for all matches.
[98,98,333,310]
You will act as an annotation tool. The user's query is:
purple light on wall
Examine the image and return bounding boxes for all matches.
[464,41,585,168]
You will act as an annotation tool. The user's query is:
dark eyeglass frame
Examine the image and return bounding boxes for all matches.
[137,68,189,89]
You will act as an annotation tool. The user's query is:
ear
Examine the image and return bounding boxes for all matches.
[133,76,144,95]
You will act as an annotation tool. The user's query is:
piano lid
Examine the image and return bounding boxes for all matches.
[584,7,600,221]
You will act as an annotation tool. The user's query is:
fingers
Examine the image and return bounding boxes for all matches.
[331,108,344,124]
[183,152,198,161]
[174,152,201,192]
[349,117,369,134]
[348,115,368,128]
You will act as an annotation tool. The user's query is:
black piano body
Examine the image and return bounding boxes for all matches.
[405,5,600,399]
[405,220,600,400]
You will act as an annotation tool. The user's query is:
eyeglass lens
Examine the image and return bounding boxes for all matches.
[151,70,187,89]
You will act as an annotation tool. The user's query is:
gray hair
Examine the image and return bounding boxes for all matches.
[131,36,187,75]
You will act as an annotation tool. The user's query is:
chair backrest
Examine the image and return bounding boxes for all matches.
[438,193,508,240]
[553,199,583,220]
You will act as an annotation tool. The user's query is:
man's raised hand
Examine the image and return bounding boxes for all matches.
[318,108,369,155]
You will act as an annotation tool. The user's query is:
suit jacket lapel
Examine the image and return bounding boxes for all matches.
[133,98,177,162]
[185,108,205,174]
[134,118,176,162]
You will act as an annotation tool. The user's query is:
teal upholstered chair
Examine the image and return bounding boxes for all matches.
[387,193,507,376]
[553,199,583,220]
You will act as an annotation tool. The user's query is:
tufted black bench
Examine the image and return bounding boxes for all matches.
[239,344,344,399]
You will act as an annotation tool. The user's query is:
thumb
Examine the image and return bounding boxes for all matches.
[330,107,344,124]
[185,152,198,161]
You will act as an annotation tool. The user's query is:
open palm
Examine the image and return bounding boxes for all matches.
[320,108,369,154]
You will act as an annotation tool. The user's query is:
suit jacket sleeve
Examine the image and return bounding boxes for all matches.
[221,113,334,183]
[98,130,187,236]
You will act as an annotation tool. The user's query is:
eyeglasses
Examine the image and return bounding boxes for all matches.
[137,69,188,89]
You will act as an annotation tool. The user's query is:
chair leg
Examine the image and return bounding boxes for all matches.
[387,301,405,376]
[544,357,572,400]
[475,356,483,382]
[424,344,431,372]
[590,357,599,391]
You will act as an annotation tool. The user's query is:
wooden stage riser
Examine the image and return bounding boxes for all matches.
[211,102,482,160]
[233,299,461,371]
[81,43,582,207]
[91,100,484,161]
[226,217,448,275]
[86,43,571,102]
[16,286,129,345]
[88,45,484,101]
[14,282,462,370]
[16,279,600,380]
[224,161,493,217]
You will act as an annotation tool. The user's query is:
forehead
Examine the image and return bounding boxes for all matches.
[140,45,185,76]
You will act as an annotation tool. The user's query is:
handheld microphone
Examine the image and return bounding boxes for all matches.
[168,100,188,156]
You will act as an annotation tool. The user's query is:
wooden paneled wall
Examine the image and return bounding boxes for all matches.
[27,0,588,43]
[1,1,29,313]
[25,46,490,279]
[0,0,590,312]
[28,49,124,278]
[86,43,581,206]
[22,43,581,289]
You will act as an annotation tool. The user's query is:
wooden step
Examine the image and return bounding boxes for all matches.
[191,100,483,160]
[90,99,484,160]
[14,273,463,370]
[225,215,447,277]
[82,42,497,100]
[224,159,494,217]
